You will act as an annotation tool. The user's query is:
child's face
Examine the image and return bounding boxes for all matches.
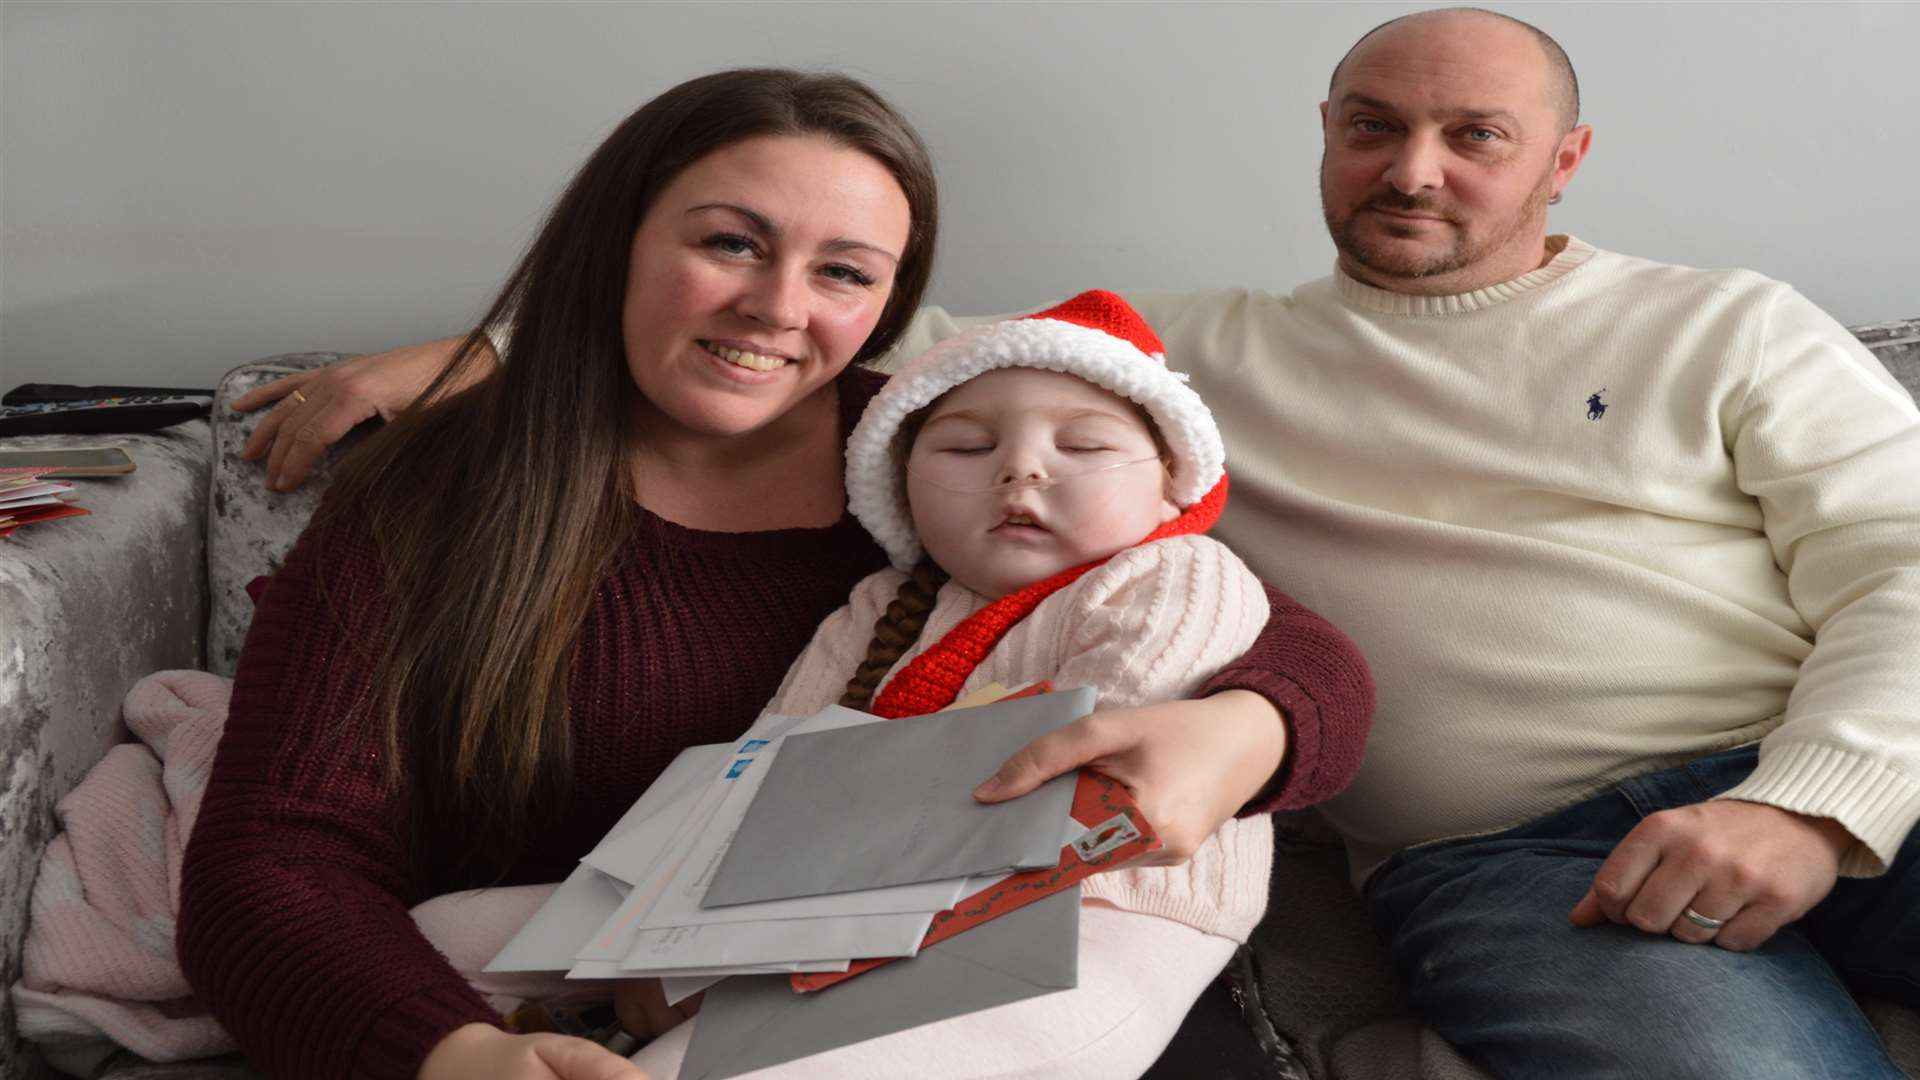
[905,367,1179,599]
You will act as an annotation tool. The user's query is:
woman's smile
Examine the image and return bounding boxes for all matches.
[698,338,793,374]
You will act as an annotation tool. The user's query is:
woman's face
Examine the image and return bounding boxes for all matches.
[906,368,1179,599]
[622,134,912,442]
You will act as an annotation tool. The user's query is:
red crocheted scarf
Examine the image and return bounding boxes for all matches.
[869,476,1228,719]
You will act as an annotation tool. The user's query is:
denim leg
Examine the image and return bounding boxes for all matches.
[1367,748,1907,1080]
[1801,814,1920,1008]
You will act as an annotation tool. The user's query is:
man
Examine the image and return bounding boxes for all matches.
[246,8,1920,1075]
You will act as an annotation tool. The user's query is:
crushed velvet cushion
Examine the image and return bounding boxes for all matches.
[1855,318,1920,402]
[205,354,361,677]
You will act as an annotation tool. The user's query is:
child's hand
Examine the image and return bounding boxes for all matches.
[973,690,1287,865]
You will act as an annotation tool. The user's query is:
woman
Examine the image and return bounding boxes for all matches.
[185,68,1370,1080]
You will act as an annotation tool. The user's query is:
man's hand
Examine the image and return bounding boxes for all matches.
[417,1022,648,1080]
[1569,800,1853,951]
[234,333,491,492]
[613,978,703,1041]
[972,690,1287,866]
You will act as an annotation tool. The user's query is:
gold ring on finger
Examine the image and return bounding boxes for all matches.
[289,389,309,406]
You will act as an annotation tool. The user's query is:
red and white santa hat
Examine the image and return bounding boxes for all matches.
[846,289,1228,570]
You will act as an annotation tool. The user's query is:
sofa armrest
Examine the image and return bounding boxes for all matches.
[0,422,213,1079]
[206,353,360,676]
[1853,317,1920,401]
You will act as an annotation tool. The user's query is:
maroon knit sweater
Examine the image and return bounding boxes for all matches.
[177,367,1373,1080]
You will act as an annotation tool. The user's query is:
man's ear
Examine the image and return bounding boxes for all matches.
[1550,124,1594,201]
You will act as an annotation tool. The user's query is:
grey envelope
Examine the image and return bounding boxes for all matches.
[674,886,1080,1080]
[702,687,1093,908]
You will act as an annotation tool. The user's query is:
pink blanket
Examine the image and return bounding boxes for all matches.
[10,670,571,1070]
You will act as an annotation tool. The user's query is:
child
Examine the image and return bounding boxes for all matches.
[632,290,1303,1079]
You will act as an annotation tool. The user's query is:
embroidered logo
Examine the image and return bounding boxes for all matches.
[1586,389,1608,421]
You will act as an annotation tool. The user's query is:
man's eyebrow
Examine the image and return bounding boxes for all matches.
[686,202,901,264]
[1336,93,1521,126]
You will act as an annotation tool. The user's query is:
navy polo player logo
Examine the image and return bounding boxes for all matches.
[1586,389,1608,421]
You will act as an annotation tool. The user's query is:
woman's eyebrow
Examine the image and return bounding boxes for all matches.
[686,202,900,264]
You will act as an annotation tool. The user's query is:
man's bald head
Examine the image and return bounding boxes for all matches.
[1331,8,1580,133]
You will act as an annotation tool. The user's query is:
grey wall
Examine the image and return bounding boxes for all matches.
[3,1,1916,389]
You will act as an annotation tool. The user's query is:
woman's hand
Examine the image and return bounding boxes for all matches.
[233,333,491,491]
[613,978,704,1041]
[418,1022,648,1080]
[973,689,1287,865]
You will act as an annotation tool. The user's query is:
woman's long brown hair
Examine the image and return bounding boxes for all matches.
[320,69,939,885]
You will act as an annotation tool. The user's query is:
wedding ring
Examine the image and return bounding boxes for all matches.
[288,389,309,406]
[1681,906,1727,932]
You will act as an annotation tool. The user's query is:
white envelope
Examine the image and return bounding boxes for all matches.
[663,975,722,1007]
[490,710,897,977]
[576,772,737,963]
[566,958,848,979]
[585,731,786,885]
[618,910,934,971]
[487,863,630,973]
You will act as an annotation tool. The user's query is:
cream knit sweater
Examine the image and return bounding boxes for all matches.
[767,534,1275,943]
[889,237,1920,884]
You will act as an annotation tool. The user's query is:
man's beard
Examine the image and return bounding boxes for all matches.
[1320,159,1554,282]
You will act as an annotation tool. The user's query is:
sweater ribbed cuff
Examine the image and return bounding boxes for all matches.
[1200,668,1316,816]
[357,984,502,1080]
[1715,740,1920,877]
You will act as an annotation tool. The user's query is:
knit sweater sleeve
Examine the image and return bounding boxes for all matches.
[1714,285,1920,876]
[1198,581,1375,816]
[178,506,498,1079]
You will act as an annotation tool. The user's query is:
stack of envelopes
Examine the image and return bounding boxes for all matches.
[0,469,86,538]
[489,684,1163,1078]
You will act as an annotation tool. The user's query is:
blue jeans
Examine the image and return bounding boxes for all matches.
[1366,745,1920,1079]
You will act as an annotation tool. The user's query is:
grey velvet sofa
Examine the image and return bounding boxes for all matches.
[4,320,1918,1079]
